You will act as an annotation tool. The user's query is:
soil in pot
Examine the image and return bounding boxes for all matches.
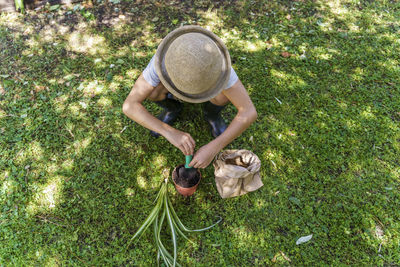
[174,165,200,188]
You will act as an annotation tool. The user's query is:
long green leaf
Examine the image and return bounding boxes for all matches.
[171,216,194,244]
[165,193,177,266]
[153,182,166,204]
[14,0,24,13]
[126,186,165,248]
[127,205,159,247]
[156,209,179,267]
[166,197,194,244]
[154,211,170,267]
[156,249,160,267]
[154,215,160,267]
[168,195,221,232]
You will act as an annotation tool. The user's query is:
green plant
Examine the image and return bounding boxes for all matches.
[127,178,221,266]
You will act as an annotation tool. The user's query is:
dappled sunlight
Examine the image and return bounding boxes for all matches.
[310,46,340,61]
[97,96,113,108]
[1,170,9,180]
[327,2,350,17]
[392,168,400,181]
[153,154,167,169]
[394,132,400,152]
[1,176,16,198]
[316,19,334,32]
[46,163,59,175]
[67,30,108,55]
[220,28,266,52]
[108,80,122,91]
[125,187,135,199]
[26,175,63,215]
[375,58,399,71]
[270,69,307,87]
[227,223,266,249]
[112,74,124,83]
[54,94,68,113]
[234,39,266,53]
[316,52,333,61]
[39,25,58,43]
[78,79,106,96]
[115,46,131,57]
[67,103,85,118]
[61,159,74,171]
[136,174,149,190]
[72,137,92,156]
[15,140,44,163]
[0,107,6,118]
[262,149,280,171]
[44,255,61,266]
[125,69,141,80]
[0,12,23,30]
[136,24,160,48]
[254,198,267,209]
[344,119,361,131]
[360,106,375,119]
[24,37,40,51]
[197,10,224,33]
[270,69,288,80]
[337,101,348,110]
[351,67,365,82]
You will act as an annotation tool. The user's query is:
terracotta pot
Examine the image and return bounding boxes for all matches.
[172,164,201,197]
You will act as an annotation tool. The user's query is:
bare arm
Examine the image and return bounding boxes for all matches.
[122,74,195,155]
[189,80,257,168]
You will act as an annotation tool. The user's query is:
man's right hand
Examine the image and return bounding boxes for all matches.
[123,75,195,156]
[164,129,195,156]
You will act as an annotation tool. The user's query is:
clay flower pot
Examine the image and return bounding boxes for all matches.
[172,164,201,196]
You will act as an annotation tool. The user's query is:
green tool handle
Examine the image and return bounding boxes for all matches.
[185,155,193,168]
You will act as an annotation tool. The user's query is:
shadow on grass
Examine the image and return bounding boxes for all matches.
[1,0,399,265]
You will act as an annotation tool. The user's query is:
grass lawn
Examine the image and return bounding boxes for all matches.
[1,0,400,265]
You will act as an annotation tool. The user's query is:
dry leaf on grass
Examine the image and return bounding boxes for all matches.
[281,51,293,58]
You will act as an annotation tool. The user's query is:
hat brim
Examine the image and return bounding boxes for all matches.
[154,26,231,103]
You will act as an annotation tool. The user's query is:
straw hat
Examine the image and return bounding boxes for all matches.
[154,25,231,103]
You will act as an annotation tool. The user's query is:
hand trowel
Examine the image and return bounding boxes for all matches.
[178,155,198,180]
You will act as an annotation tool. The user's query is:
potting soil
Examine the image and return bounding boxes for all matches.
[175,165,200,188]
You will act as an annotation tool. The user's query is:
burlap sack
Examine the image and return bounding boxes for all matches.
[213,150,263,198]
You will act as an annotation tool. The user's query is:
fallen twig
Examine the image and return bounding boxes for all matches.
[36,215,70,228]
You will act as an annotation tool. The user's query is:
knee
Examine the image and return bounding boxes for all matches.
[148,90,167,102]
[210,94,229,106]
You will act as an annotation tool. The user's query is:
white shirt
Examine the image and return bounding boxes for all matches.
[143,55,239,89]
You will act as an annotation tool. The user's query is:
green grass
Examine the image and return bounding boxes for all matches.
[1,0,400,265]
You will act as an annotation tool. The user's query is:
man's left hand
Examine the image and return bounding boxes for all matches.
[189,143,219,169]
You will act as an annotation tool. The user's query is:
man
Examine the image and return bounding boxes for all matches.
[123,26,257,168]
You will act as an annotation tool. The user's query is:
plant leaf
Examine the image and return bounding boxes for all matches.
[171,216,194,244]
[168,197,221,232]
[126,188,164,248]
[165,197,194,244]
[165,195,177,266]
[153,182,166,204]
[14,0,24,13]
[154,211,172,266]
[296,234,313,245]
[156,209,179,267]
